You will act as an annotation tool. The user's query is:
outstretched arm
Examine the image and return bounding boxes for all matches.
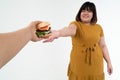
[99,36,113,75]
[0,21,42,69]
[43,23,77,42]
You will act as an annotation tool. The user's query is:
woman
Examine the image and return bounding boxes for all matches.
[44,1,113,80]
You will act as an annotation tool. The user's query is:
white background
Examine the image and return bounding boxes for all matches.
[0,0,120,80]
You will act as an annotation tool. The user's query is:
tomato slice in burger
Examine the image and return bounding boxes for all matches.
[39,26,49,30]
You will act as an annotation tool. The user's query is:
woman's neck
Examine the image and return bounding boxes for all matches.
[82,22,91,25]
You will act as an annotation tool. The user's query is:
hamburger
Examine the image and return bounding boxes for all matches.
[35,22,51,38]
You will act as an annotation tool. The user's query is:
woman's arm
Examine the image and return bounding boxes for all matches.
[0,21,42,69]
[99,36,113,75]
[43,23,77,42]
[57,24,77,37]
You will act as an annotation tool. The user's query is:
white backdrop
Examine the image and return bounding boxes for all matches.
[0,0,120,80]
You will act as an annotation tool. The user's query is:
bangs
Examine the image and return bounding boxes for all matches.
[81,3,95,12]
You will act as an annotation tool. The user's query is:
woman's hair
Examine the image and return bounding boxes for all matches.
[75,1,97,24]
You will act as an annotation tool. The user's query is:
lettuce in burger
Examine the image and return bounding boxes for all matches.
[36,22,51,38]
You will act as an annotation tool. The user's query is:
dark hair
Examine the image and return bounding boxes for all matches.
[75,1,97,24]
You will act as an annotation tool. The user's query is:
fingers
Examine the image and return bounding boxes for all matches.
[30,21,42,29]
[43,37,54,43]
[108,68,113,75]
[32,21,42,25]
[107,66,113,75]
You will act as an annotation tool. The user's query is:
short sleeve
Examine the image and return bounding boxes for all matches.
[69,21,79,27]
[69,21,82,38]
[99,25,104,37]
[69,21,78,37]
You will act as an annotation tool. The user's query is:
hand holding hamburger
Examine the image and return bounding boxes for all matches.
[36,22,51,38]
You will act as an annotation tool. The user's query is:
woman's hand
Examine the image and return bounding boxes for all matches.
[43,30,59,43]
[107,63,113,75]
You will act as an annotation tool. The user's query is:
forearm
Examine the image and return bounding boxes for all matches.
[102,45,112,64]
[0,27,32,68]
[58,26,76,37]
